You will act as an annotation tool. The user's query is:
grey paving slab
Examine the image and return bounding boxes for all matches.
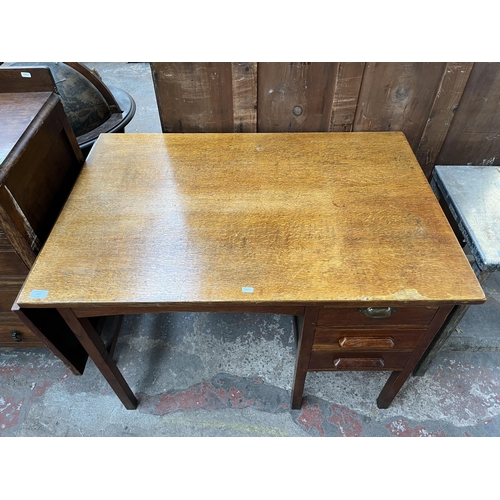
[434,165,500,272]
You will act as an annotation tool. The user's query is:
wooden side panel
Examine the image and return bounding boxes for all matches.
[436,62,500,166]
[415,62,474,177]
[0,66,58,94]
[0,232,27,280]
[231,63,257,132]
[329,62,365,132]
[353,62,447,150]
[150,62,234,133]
[3,96,83,260]
[257,62,339,132]
[14,305,89,374]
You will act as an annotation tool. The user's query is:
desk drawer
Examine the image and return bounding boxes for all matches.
[0,311,45,347]
[317,306,438,327]
[313,328,425,352]
[309,350,411,371]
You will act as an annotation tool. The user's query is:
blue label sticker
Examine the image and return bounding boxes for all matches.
[495,183,500,188]
[242,287,254,293]
[29,290,49,299]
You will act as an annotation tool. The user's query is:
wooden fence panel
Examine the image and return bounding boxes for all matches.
[150,62,500,176]
[329,62,365,132]
[353,62,447,150]
[257,62,339,132]
[231,62,257,132]
[436,62,500,166]
[414,62,474,177]
[150,62,233,133]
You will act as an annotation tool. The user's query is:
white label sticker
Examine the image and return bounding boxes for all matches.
[29,290,48,299]
[21,72,32,78]
[242,287,254,293]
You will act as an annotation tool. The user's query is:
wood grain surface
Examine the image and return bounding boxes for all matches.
[0,92,53,165]
[149,62,500,174]
[150,63,234,133]
[17,132,485,309]
[313,328,425,351]
[329,62,365,132]
[0,67,58,95]
[354,63,447,150]
[437,62,500,166]
[414,63,474,177]
[257,63,338,132]
[0,91,83,348]
[231,63,257,132]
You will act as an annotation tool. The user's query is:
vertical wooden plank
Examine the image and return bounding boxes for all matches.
[257,62,339,132]
[415,62,474,178]
[353,62,447,150]
[437,62,500,166]
[231,62,257,132]
[329,62,365,132]
[150,62,233,133]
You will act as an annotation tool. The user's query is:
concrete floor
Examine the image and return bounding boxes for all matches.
[1,63,499,437]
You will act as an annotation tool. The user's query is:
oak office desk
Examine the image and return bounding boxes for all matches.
[13,133,485,410]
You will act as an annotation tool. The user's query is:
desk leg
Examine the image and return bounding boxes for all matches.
[291,307,320,409]
[58,308,138,410]
[377,306,454,408]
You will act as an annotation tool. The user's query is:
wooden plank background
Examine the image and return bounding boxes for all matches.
[150,62,500,177]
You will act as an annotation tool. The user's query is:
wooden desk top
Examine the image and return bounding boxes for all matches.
[0,92,53,167]
[17,132,485,308]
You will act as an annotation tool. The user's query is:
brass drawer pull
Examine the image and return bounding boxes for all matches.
[333,358,385,369]
[359,307,394,318]
[339,337,394,349]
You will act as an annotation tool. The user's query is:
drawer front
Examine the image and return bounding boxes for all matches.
[317,306,438,327]
[313,328,426,352]
[308,350,411,371]
[0,311,45,347]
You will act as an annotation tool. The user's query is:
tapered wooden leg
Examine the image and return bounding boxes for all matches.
[291,307,320,409]
[58,308,138,410]
[377,306,454,408]
[377,370,406,409]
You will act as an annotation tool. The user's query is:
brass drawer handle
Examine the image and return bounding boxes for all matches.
[359,307,394,318]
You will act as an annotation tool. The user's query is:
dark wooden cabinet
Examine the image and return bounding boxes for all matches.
[0,91,83,347]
